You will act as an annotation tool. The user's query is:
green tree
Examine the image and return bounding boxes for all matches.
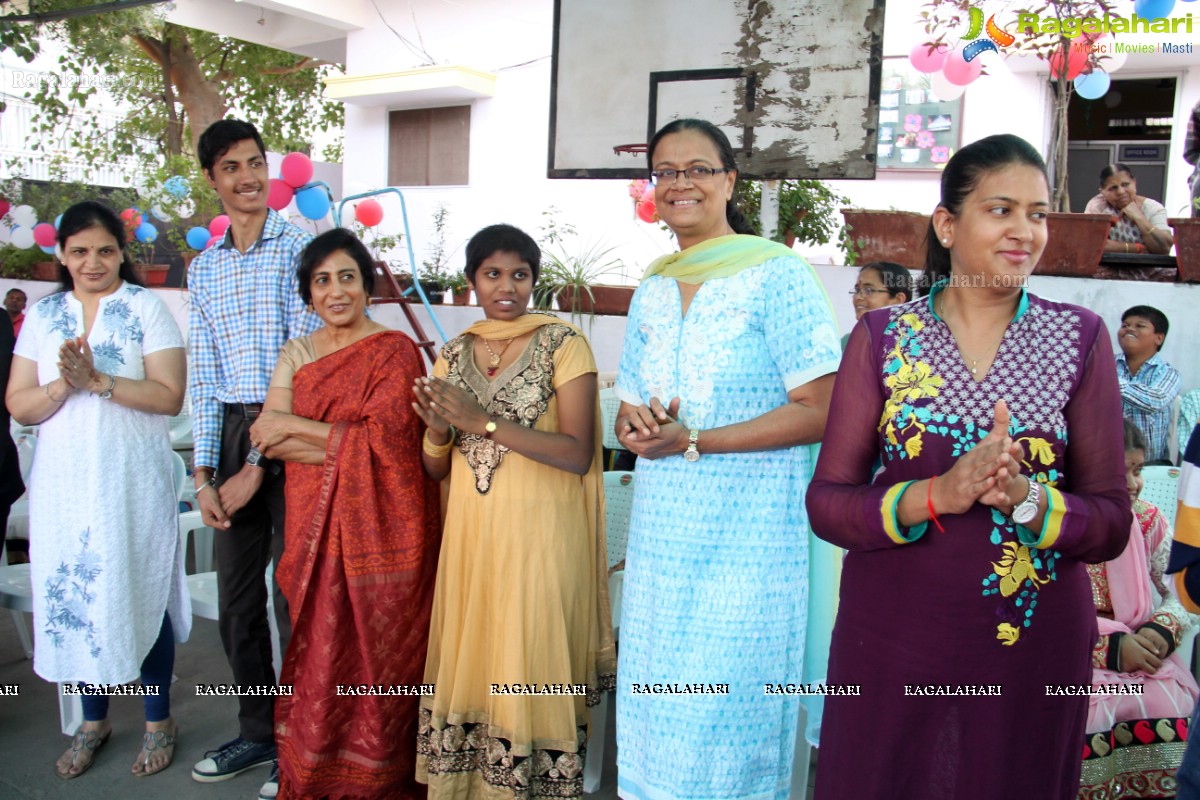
[0,2,343,173]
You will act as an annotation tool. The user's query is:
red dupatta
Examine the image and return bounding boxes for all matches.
[274,331,441,800]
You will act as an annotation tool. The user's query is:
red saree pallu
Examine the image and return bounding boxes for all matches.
[275,331,442,800]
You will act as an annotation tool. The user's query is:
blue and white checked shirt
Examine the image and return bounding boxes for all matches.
[187,210,320,470]
[1117,351,1181,463]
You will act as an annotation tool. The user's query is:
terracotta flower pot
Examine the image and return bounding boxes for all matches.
[1170,218,1200,283]
[135,263,170,287]
[840,210,929,269]
[555,286,595,314]
[452,287,472,305]
[31,261,59,282]
[1034,213,1111,278]
[587,285,635,316]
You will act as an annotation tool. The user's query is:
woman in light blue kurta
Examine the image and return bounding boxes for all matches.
[613,119,840,800]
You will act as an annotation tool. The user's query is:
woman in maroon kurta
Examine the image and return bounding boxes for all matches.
[807,135,1130,800]
[250,229,441,799]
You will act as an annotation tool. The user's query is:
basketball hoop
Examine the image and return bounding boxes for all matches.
[612,143,648,157]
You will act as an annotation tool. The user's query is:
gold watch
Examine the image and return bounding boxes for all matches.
[484,414,499,439]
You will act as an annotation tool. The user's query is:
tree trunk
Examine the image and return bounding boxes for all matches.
[133,23,228,158]
[1049,40,1072,212]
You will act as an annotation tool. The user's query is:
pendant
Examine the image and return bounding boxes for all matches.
[487,366,497,377]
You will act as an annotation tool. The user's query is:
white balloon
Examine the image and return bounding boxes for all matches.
[0,226,11,244]
[175,198,195,219]
[11,204,37,228]
[929,71,966,101]
[11,226,36,249]
[1100,47,1127,73]
[151,204,173,222]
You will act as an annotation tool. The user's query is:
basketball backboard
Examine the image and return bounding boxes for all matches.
[549,0,884,180]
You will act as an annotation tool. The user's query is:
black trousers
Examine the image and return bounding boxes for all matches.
[214,405,291,744]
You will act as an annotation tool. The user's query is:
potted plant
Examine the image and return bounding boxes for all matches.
[536,208,632,317]
[419,204,461,304]
[446,271,471,305]
[840,209,930,269]
[1171,218,1200,283]
[740,179,851,251]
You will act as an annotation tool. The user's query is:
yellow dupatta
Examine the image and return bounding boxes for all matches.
[642,233,799,284]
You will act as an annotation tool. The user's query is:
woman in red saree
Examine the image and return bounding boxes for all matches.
[249,228,441,800]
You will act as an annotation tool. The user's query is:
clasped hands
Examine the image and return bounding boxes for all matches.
[56,336,105,395]
[616,396,688,460]
[411,376,490,437]
[1119,626,1170,676]
[930,399,1026,517]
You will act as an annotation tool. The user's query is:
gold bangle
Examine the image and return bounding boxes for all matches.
[423,429,453,458]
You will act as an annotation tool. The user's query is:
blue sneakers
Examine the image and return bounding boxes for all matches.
[191,737,276,783]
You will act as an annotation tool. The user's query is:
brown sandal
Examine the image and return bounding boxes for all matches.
[132,724,178,777]
[56,728,112,780]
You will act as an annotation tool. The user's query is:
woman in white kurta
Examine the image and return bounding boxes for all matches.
[7,201,188,780]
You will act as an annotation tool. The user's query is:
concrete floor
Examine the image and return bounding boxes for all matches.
[0,608,816,800]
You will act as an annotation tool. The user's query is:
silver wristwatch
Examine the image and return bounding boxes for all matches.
[684,429,700,462]
[1011,479,1042,525]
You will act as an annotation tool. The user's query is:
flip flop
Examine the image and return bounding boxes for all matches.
[56,728,112,780]
[133,724,178,777]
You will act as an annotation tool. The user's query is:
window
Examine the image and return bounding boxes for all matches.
[387,106,470,186]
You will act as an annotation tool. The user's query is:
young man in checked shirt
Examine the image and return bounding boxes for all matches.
[186,119,319,799]
[1116,305,1180,465]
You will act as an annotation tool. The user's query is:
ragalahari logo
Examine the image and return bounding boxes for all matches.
[960,7,1016,62]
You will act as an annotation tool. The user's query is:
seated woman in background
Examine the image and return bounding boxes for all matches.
[248,228,441,799]
[845,261,912,349]
[1079,420,1199,800]
[1084,163,1175,255]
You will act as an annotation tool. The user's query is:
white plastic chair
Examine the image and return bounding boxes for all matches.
[1142,466,1181,530]
[1179,389,1200,465]
[599,387,624,453]
[584,470,635,794]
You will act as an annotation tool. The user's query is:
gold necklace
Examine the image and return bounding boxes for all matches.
[938,295,1005,377]
[482,337,514,377]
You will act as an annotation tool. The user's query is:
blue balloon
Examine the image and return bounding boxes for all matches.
[186,226,210,251]
[39,244,55,255]
[1134,0,1175,17]
[135,221,158,243]
[1074,70,1111,100]
[294,186,330,221]
[165,176,190,200]
[54,214,62,229]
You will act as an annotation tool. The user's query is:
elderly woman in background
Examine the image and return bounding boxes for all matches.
[614,118,840,800]
[1084,162,1174,255]
[808,134,1131,800]
[412,223,614,799]
[7,200,188,779]
[249,228,441,799]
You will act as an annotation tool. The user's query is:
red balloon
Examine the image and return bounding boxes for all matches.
[205,235,221,250]
[1049,44,1086,80]
[636,199,658,224]
[209,215,231,237]
[267,179,294,211]
[640,183,655,204]
[280,152,314,189]
[33,222,57,248]
[120,208,142,227]
[355,198,384,227]
[0,198,10,219]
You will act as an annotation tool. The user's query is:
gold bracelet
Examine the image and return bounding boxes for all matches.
[423,429,454,458]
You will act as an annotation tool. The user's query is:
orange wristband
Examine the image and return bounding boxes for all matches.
[927,476,946,533]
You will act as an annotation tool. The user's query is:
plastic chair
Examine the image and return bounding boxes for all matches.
[168,392,193,451]
[599,387,624,453]
[1141,466,1181,530]
[584,470,635,794]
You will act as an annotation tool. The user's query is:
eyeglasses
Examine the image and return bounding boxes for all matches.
[849,286,889,297]
[649,166,730,185]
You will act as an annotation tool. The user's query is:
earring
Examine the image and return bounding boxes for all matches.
[941,238,948,245]
[307,303,314,311]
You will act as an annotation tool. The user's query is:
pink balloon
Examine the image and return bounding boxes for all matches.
[942,48,983,86]
[33,222,57,248]
[267,179,294,211]
[910,42,948,74]
[280,152,314,188]
[208,215,231,237]
[636,198,658,224]
[0,198,10,219]
[205,235,221,250]
[355,198,384,227]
